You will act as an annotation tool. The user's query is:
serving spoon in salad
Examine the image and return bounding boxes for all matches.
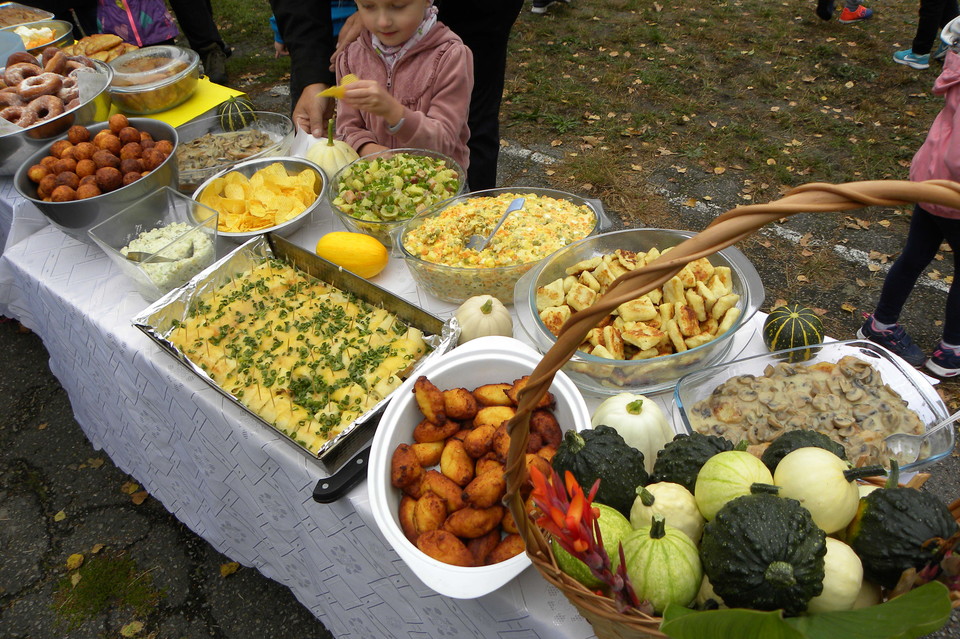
[465,197,525,251]
[883,408,960,465]
[125,242,195,263]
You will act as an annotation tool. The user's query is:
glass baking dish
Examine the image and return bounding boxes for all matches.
[673,339,951,472]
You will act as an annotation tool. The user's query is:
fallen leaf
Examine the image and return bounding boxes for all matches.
[799,232,813,247]
[683,198,698,207]
[71,573,82,587]
[87,458,104,469]
[631,164,643,171]
[131,491,149,506]
[840,302,857,313]
[797,275,809,282]
[66,553,84,570]
[773,298,789,308]
[550,139,562,147]
[856,278,866,286]
[54,510,66,522]
[220,562,241,578]
[758,239,772,248]
[868,263,881,272]
[120,621,144,637]
[713,167,725,174]
[812,308,829,316]
[801,249,814,257]
[91,544,104,554]
[121,481,139,495]
[879,219,891,227]
[38,422,47,430]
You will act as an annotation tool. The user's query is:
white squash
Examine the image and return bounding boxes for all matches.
[591,392,673,474]
[630,482,705,542]
[774,447,885,534]
[858,482,880,499]
[851,579,883,610]
[694,574,726,609]
[806,537,863,613]
[454,295,512,343]
[694,450,774,521]
[306,119,360,180]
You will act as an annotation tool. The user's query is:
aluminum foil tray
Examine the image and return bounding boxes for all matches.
[133,234,458,473]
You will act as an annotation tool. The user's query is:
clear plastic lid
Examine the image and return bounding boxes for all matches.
[109,45,199,92]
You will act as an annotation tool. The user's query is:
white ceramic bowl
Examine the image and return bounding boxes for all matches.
[367,336,591,599]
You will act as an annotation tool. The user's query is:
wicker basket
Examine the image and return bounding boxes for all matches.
[502,180,960,638]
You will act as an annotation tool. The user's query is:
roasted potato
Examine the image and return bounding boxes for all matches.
[506,376,555,409]
[467,529,502,566]
[475,454,504,477]
[501,506,518,534]
[443,387,479,421]
[440,438,474,486]
[462,469,507,509]
[443,505,504,538]
[462,423,496,458]
[472,382,513,406]
[530,409,562,448]
[417,530,474,567]
[411,441,444,467]
[413,376,446,424]
[487,533,525,564]
[399,495,418,543]
[413,490,447,534]
[473,405,516,429]
[491,423,511,463]
[412,418,459,443]
[390,443,423,489]
[421,469,465,513]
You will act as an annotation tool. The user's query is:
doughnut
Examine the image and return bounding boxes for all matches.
[19,73,63,99]
[0,88,23,107]
[0,105,36,127]
[5,51,39,68]
[64,97,79,111]
[42,51,67,75]
[57,76,78,103]
[40,46,60,66]
[25,95,65,122]
[4,62,40,87]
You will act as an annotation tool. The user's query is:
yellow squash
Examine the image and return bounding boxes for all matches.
[315,232,389,279]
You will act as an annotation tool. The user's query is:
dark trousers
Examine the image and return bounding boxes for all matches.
[438,0,523,190]
[168,0,226,53]
[912,0,959,54]
[875,205,960,343]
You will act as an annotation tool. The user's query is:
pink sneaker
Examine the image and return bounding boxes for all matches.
[838,5,873,23]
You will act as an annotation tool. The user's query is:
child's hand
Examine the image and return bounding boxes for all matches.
[274,42,288,58]
[342,80,403,125]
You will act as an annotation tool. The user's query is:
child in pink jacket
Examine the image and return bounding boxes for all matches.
[858,49,960,376]
[334,0,473,173]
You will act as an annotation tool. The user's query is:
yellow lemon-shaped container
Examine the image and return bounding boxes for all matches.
[315,231,389,279]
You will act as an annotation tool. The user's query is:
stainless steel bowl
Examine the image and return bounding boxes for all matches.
[192,156,325,242]
[13,118,178,242]
[0,59,113,175]
[0,18,73,54]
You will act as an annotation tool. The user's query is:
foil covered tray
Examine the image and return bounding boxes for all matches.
[133,234,458,473]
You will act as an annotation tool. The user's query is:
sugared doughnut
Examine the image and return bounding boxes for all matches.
[25,95,65,122]
[39,46,60,66]
[57,76,78,103]
[66,55,95,69]
[0,105,36,127]
[4,62,40,87]
[19,73,63,99]
[42,51,67,75]
[0,88,24,107]
[5,51,39,68]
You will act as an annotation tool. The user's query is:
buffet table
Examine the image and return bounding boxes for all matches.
[0,184,771,638]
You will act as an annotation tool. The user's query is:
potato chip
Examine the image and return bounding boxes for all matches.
[317,73,359,99]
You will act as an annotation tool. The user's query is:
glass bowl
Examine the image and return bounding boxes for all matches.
[327,147,464,248]
[87,186,218,302]
[513,227,765,396]
[191,155,324,242]
[0,3,53,28]
[175,111,294,194]
[1,18,72,54]
[399,188,602,304]
[108,45,200,115]
[673,339,952,472]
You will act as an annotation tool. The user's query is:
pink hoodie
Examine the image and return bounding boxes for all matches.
[335,22,473,171]
[910,50,960,219]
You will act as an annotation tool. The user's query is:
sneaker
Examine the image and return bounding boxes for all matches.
[857,315,927,367]
[926,344,960,377]
[934,39,950,60]
[816,0,835,21]
[838,5,873,23]
[199,44,228,85]
[893,48,931,69]
[531,0,570,14]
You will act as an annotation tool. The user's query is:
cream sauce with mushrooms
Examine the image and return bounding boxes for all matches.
[688,355,924,466]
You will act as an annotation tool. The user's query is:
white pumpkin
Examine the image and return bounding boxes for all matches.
[630,481,705,542]
[806,537,863,613]
[591,392,673,474]
[454,295,512,343]
[306,119,360,180]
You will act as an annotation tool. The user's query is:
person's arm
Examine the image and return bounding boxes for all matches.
[335,49,380,154]
[270,0,335,135]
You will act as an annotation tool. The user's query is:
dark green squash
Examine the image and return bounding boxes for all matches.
[651,432,734,493]
[762,304,824,363]
[846,463,958,589]
[552,425,648,517]
[699,490,826,616]
[760,429,847,472]
[217,96,257,132]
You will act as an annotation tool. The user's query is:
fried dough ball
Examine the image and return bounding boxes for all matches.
[78,174,98,187]
[40,155,57,170]
[52,157,76,175]
[50,185,77,201]
[76,183,101,199]
[73,141,95,160]
[119,142,142,160]
[140,138,155,151]
[119,158,142,175]
[58,146,78,161]
[95,166,122,192]
[139,130,153,144]
[93,131,121,155]
[55,171,79,190]
[141,147,166,171]
[153,139,173,156]
[67,124,90,144]
[26,163,48,183]
[108,113,128,133]
[122,171,140,187]
[75,158,96,178]
[49,139,72,158]
[92,149,120,169]
[37,174,57,198]
[117,126,140,146]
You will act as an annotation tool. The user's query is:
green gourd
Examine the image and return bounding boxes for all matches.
[846,462,959,589]
[694,450,774,521]
[651,432,735,493]
[762,303,825,362]
[552,425,648,517]
[760,429,847,473]
[617,514,702,614]
[700,490,827,616]
[217,96,258,132]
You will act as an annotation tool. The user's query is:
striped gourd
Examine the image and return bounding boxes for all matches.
[216,96,257,132]
[762,303,824,362]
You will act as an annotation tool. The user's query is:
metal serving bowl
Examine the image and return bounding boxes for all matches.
[0,59,113,175]
[0,18,73,55]
[13,118,178,242]
[192,156,325,242]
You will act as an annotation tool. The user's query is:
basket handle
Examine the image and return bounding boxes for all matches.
[504,179,960,561]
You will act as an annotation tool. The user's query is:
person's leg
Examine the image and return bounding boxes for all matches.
[913,0,943,54]
[931,214,960,344]
[167,0,230,84]
[439,0,523,191]
[874,206,943,324]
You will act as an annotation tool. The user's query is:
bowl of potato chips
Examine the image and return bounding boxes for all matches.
[192,156,324,241]
[513,228,765,396]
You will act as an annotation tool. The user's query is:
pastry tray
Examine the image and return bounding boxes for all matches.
[133,234,458,473]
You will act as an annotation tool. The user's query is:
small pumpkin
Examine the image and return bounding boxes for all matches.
[806,537,863,614]
[762,303,824,362]
[217,96,257,132]
[694,450,774,521]
[591,392,673,474]
[314,231,389,278]
[760,429,847,472]
[630,481,705,542]
[454,295,512,343]
[699,490,827,616]
[307,118,361,181]
[552,425,648,516]
[651,432,735,493]
[616,514,703,614]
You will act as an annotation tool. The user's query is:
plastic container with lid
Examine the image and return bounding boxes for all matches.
[108,45,200,115]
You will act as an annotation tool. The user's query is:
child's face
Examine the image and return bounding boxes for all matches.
[355,0,430,47]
